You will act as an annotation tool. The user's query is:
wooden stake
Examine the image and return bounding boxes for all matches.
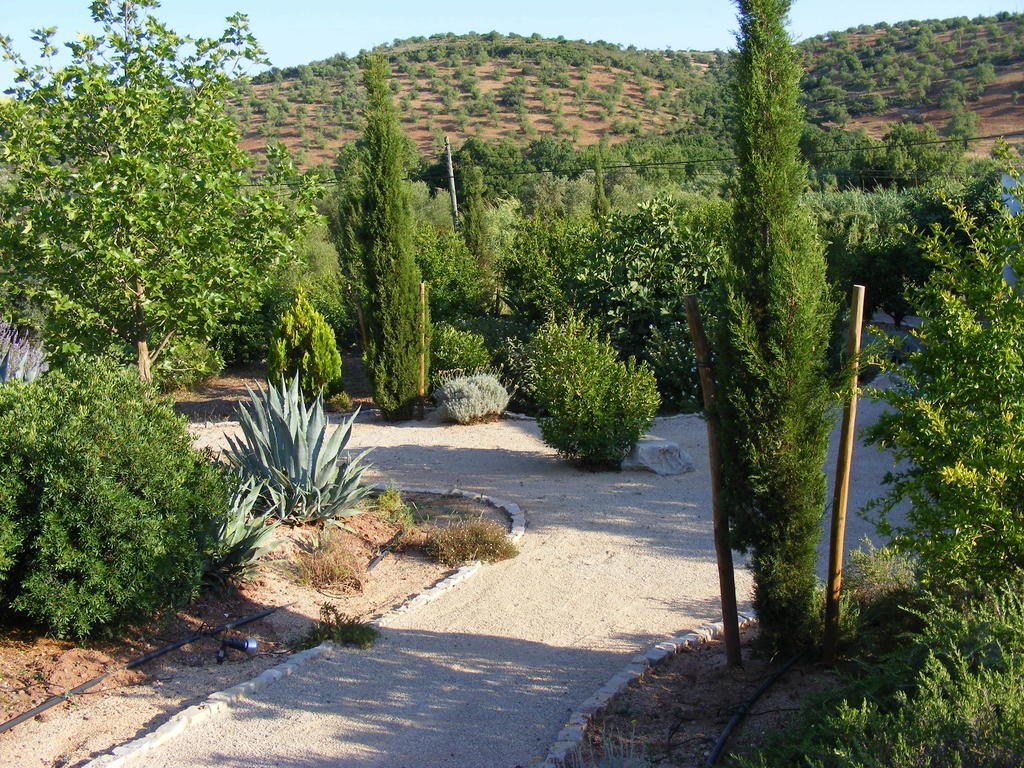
[684,294,742,668]
[418,282,427,421]
[823,284,866,664]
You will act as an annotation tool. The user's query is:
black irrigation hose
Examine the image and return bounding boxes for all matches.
[703,654,802,768]
[0,602,293,736]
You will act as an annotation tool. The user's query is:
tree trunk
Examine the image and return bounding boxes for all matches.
[134,278,153,381]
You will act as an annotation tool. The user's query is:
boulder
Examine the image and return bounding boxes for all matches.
[622,438,695,476]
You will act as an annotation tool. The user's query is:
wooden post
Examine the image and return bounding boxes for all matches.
[444,136,459,230]
[823,284,866,664]
[418,282,427,420]
[684,294,742,668]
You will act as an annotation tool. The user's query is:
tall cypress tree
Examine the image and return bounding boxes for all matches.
[358,55,427,420]
[592,144,610,221]
[715,0,835,651]
[460,160,495,303]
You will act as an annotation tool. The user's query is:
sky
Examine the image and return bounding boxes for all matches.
[1,0,1020,90]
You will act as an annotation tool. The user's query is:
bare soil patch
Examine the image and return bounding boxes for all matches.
[171,353,371,422]
[0,490,511,768]
[580,627,838,767]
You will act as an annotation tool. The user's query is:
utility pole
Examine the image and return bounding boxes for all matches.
[444,135,459,230]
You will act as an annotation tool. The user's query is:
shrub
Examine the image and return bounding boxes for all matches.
[528,314,659,469]
[425,518,518,566]
[293,603,378,650]
[735,583,1024,768]
[430,324,491,381]
[574,198,724,412]
[371,487,414,530]
[153,336,223,393]
[434,373,510,424]
[268,290,343,398]
[864,182,1024,585]
[326,391,354,412]
[0,357,225,640]
[225,375,373,525]
[292,529,364,591]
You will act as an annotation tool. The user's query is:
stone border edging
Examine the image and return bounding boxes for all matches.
[542,611,758,768]
[83,484,525,768]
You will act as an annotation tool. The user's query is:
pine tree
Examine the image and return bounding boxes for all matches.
[358,55,427,421]
[267,289,343,398]
[715,0,835,652]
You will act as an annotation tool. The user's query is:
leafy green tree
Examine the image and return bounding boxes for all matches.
[592,146,611,220]
[866,165,1024,584]
[357,55,427,420]
[715,0,835,652]
[0,1,315,381]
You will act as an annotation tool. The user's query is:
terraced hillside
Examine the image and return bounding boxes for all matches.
[229,14,1024,168]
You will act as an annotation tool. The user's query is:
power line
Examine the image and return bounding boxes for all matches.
[237,129,1024,188]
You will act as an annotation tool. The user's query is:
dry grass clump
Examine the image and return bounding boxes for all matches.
[424,518,518,566]
[292,530,365,591]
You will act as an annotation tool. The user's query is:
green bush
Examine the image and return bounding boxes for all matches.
[734,583,1024,768]
[528,314,659,469]
[153,336,224,393]
[574,198,724,412]
[0,357,226,640]
[865,186,1024,585]
[434,373,510,424]
[430,323,491,380]
[268,290,343,398]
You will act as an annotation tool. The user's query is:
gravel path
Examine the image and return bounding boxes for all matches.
[129,393,900,768]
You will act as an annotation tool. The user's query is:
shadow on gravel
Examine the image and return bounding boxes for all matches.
[155,626,694,768]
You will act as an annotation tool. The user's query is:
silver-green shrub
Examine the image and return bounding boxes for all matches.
[225,374,372,525]
[434,373,510,424]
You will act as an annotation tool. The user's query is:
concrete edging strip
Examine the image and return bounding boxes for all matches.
[83,483,525,768]
[542,612,758,768]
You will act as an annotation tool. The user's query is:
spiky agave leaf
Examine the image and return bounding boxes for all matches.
[203,478,283,590]
[224,374,373,525]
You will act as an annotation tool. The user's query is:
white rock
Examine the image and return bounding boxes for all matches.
[621,438,695,476]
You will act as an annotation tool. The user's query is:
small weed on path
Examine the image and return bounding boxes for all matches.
[293,604,378,650]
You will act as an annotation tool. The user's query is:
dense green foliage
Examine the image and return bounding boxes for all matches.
[715,0,835,652]
[576,198,726,411]
[268,290,343,397]
[528,314,659,468]
[0,1,315,381]
[0,358,225,639]
[735,583,1024,768]
[430,324,492,380]
[357,55,428,420]
[864,182,1024,584]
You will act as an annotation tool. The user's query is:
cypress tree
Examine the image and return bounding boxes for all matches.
[715,0,835,652]
[460,160,495,303]
[358,55,427,420]
[592,145,610,221]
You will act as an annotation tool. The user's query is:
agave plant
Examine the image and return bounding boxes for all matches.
[224,374,373,526]
[203,479,283,590]
[0,320,47,384]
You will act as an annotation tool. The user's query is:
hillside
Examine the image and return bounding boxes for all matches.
[229,14,1024,168]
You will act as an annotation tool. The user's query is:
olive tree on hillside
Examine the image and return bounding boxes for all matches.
[715,0,836,652]
[0,0,315,381]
